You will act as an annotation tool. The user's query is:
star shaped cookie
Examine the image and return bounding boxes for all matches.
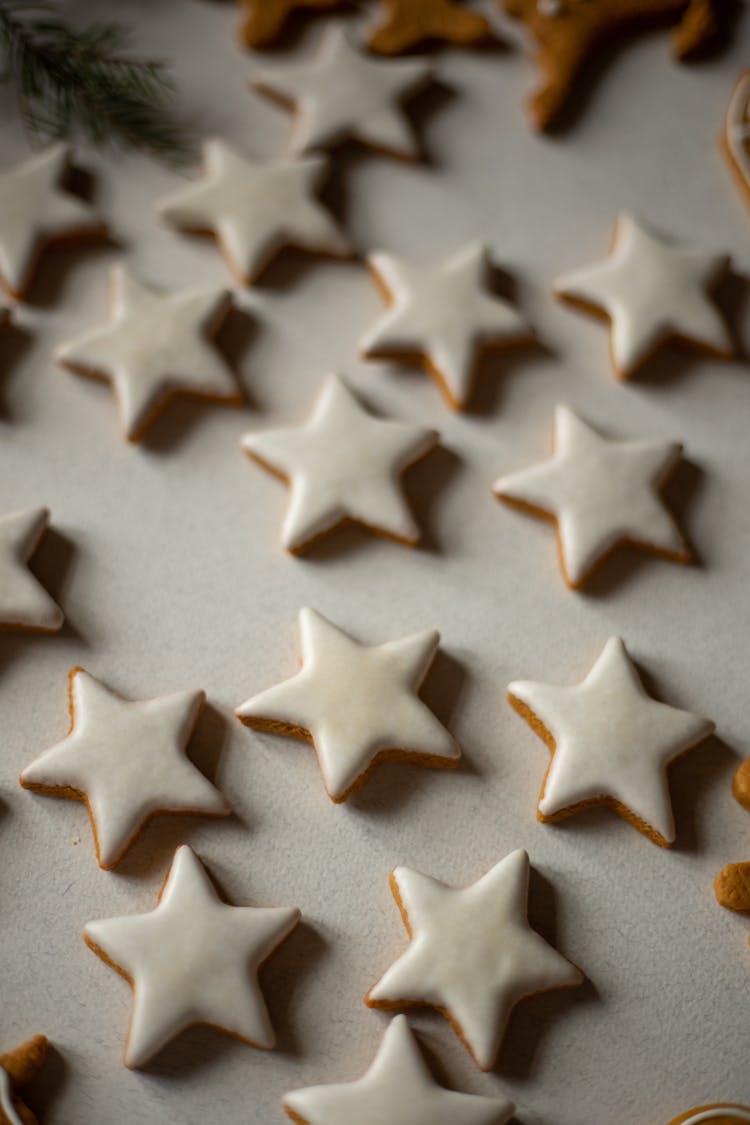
[366,0,493,55]
[361,243,532,410]
[0,1036,48,1125]
[157,139,351,285]
[508,636,715,846]
[20,668,230,870]
[237,0,345,48]
[284,1016,514,1125]
[84,844,300,1068]
[253,29,432,160]
[236,607,459,801]
[554,214,732,378]
[366,849,583,1070]
[56,268,241,442]
[0,507,64,633]
[714,756,750,917]
[0,143,104,299]
[241,374,438,552]
[493,404,690,589]
[504,0,721,131]
[724,71,750,212]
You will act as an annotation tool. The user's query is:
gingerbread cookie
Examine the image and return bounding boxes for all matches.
[0,1036,48,1125]
[504,0,721,131]
[366,849,583,1070]
[366,0,492,55]
[20,668,230,870]
[236,607,459,802]
[237,0,345,49]
[0,144,105,300]
[508,636,715,847]
[493,404,690,590]
[665,1108,750,1125]
[241,374,438,552]
[360,243,532,410]
[0,508,64,633]
[723,72,750,212]
[714,756,750,916]
[56,268,241,442]
[157,139,351,286]
[253,29,432,160]
[84,844,300,1067]
[554,214,732,378]
[284,1016,514,1125]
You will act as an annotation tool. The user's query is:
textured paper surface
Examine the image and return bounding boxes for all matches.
[0,2,748,1122]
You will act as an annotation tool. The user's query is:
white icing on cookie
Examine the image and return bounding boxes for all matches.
[240,373,438,552]
[0,1068,22,1125]
[680,1110,750,1125]
[284,1015,514,1125]
[0,143,103,296]
[508,636,715,845]
[236,607,458,801]
[554,213,732,376]
[360,244,531,410]
[84,844,300,1068]
[726,72,750,189]
[157,138,351,285]
[56,268,239,442]
[367,850,583,1071]
[253,28,431,159]
[0,507,64,632]
[21,669,229,869]
[493,404,688,588]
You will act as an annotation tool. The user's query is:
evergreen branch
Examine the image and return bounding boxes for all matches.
[0,1,192,163]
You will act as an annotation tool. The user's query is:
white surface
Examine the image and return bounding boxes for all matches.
[0,1,749,1123]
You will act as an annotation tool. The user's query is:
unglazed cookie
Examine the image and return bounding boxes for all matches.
[236,607,459,801]
[554,214,732,378]
[508,636,715,847]
[0,144,104,299]
[237,0,345,48]
[714,756,750,916]
[20,668,230,870]
[360,243,532,410]
[252,29,432,160]
[665,1107,750,1125]
[493,404,690,590]
[240,374,438,552]
[0,1036,48,1125]
[284,1016,514,1125]
[0,508,64,633]
[723,72,750,212]
[504,0,721,131]
[366,849,583,1070]
[56,268,241,442]
[84,845,300,1068]
[157,139,351,285]
[366,0,493,55]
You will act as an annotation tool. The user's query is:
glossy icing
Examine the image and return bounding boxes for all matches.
[726,72,750,186]
[0,1069,22,1125]
[508,636,715,845]
[679,1110,750,1125]
[367,849,583,1070]
[21,669,229,869]
[236,606,458,801]
[0,507,64,632]
[241,373,438,551]
[84,845,300,1068]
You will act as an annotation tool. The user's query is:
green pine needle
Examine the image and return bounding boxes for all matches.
[0,1,192,163]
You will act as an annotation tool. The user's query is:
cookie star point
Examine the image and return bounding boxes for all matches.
[241,373,437,552]
[0,1035,48,1125]
[367,850,583,1070]
[554,213,732,377]
[285,1015,514,1125]
[494,404,690,589]
[84,844,300,1068]
[508,636,715,846]
[361,243,531,410]
[236,607,458,802]
[20,668,230,870]
[253,28,432,159]
[0,506,64,632]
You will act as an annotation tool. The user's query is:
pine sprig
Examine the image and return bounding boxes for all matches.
[0,1,191,162]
